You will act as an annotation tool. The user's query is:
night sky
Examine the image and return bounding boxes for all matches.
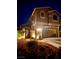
[17,0,61,27]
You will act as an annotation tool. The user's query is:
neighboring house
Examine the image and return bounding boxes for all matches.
[29,7,61,39]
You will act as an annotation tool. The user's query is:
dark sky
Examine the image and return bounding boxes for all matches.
[17,0,61,27]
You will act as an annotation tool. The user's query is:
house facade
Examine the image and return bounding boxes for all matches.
[29,7,61,39]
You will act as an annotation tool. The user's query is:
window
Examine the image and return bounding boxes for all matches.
[40,11,45,18]
[53,15,57,20]
[41,12,45,17]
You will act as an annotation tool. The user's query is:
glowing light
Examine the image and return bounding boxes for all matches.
[36,28,42,32]
[36,28,42,39]
[36,35,39,39]
[17,33,25,40]
[31,31,35,39]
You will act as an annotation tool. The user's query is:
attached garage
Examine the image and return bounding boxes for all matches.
[42,28,58,38]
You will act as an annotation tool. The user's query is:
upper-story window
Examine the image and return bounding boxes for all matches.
[53,15,57,20]
[40,11,45,18]
[41,12,45,17]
